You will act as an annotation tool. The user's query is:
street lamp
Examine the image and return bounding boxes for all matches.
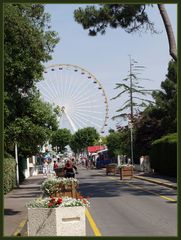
[128,121,134,165]
[15,142,19,187]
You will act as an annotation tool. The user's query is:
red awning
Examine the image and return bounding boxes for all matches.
[87,145,105,153]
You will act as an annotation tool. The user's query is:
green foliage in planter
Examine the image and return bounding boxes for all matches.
[41,178,78,196]
[4,153,16,194]
[150,133,177,177]
[118,164,133,168]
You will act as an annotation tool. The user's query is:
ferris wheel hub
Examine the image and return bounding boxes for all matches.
[61,106,65,112]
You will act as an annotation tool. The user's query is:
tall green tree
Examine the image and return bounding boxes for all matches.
[4,4,59,96]
[106,128,130,158]
[69,135,80,154]
[4,4,59,156]
[51,129,72,153]
[74,4,177,61]
[4,94,59,156]
[70,127,99,153]
[111,57,153,122]
[133,60,177,158]
[151,60,177,133]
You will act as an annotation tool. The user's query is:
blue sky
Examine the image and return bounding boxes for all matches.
[42,4,177,135]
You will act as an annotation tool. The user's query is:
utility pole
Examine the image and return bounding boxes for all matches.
[129,55,134,165]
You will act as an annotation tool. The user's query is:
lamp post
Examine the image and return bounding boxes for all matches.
[128,121,134,165]
[15,142,19,187]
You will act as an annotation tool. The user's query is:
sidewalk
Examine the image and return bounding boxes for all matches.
[94,167,177,190]
[133,171,177,189]
[4,174,45,236]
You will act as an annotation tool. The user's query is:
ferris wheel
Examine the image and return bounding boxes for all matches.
[36,64,109,134]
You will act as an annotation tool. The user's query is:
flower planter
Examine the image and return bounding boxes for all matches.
[106,164,117,176]
[54,168,65,177]
[52,189,80,199]
[51,182,79,198]
[41,178,79,198]
[120,165,133,180]
[27,206,86,236]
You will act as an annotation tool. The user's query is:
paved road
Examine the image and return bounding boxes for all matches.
[4,167,177,236]
[77,167,177,236]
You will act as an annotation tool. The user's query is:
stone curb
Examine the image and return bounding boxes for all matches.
[134,175,177,190]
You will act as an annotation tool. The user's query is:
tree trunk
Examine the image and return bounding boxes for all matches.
[157,4,177,61]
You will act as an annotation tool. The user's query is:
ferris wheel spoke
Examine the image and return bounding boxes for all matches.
[74,101,102,109]
[76,107,105,115]
[70,114,84,129]
[43,77,60,104]
[38,81,57,103]
[40,79,55,101]
[46,72,60,99]
[66,72,82,100]
[76,114,105,122]
[72,85,101,103]
[74,110,104,123]
[73,94,104,109]
[77,109,104,115]
[57,69,78,101]
[63,111,77,132]
[68,76,95,101]
[72,112,97,128]
[65,73,75,100]
[73,92,102,104]
[71,113,91,128]
[51,71,61,99]
[58,70,65,105]
[74,112,102,129]
[71,114,88,129]
[55,70,64,105]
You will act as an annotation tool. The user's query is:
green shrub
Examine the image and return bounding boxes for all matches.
[150,133,177,177]
[4,153,17,194]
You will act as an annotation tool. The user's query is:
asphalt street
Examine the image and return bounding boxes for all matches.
[4,166,177,236]
[77,167,177,236]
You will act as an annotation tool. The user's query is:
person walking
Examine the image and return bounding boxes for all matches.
[64,159,78,178]
[48,159,55,175]
[42,159,48,176]
[53,160,58,170]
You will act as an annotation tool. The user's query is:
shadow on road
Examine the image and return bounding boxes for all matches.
[78,170,177,199]
[4,208,21,216]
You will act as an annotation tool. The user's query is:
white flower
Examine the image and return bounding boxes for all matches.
[41,177,79,196]
[26,196,90,208]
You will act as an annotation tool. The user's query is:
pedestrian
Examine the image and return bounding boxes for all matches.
[48,159,55,175]
[42,159,48,176]
[64,159,78,178]
[85,157,89,169]
[53,160,58,170]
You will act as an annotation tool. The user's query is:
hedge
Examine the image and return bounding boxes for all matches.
[4,153,17,194]
[150,133,177,177]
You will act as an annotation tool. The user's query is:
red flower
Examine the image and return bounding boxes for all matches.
[79,196,83,199]
[48,202,53,208]
[82,199,87,204]
[57,198,63,204]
